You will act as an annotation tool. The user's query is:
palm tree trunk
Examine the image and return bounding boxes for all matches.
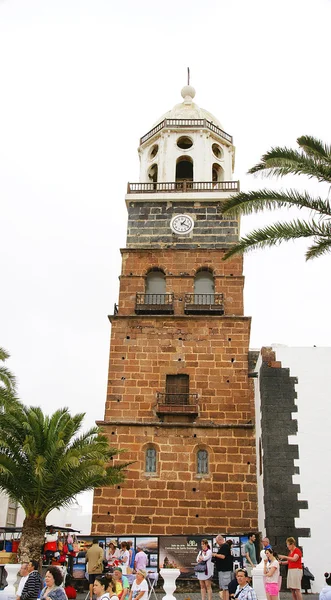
[19,515,46,563]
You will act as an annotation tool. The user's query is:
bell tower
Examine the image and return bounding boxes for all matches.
[92,85,257,537]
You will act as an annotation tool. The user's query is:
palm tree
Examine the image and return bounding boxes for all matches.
[0,403,128,561]
[222,135,331,260]
[0,347,17,408]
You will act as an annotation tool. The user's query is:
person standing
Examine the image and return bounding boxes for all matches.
[118,542,130,575]
[244,534,257,577]
[134,546,148,572]
[263,549,280,600]
[234,569,257,600]
[106,542,120,569]
[260,538,272,562]
[20,561,42,600]
[127,541,135,571]
[196,539,213,600]
[213,535,233,600]
[16,563,29,600]
[86,538,104,600]
[279,537,303,600]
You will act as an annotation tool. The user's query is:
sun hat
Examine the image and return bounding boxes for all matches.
[137,570,147,579]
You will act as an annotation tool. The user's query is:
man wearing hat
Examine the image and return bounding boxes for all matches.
[128,570,148,600]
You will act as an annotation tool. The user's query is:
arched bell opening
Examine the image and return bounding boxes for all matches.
[147,163,158,183]
[212,163,224,183]
[176,156,193,182]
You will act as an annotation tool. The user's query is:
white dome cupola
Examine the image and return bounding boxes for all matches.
[137,84,235,187]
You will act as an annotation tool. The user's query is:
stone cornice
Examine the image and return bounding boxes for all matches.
[96,420,254,429]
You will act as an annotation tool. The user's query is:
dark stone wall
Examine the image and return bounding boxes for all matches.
[259,351,310,554]
[126,201,239,248]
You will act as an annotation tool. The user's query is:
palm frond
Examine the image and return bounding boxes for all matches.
[305,238,331,260]
[298,135,331,162]
[223,219,331,260]
[0,347,17,393]
[248,146,331,183]
[0,402,128,517]
[222,189,331,217]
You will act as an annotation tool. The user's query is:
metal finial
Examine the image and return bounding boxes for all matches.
[187,67,190,86]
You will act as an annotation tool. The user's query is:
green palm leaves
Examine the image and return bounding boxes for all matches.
[222,135,331,260]
[0,404,127,517]
[0,347,17,408]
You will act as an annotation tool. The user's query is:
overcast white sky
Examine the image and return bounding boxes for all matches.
[1,0,331,489]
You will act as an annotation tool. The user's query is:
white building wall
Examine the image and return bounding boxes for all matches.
[139,132,233,183]
[0,492,91,534]
[270,345,331,591]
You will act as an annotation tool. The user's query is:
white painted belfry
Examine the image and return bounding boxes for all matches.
[138,85,235,184]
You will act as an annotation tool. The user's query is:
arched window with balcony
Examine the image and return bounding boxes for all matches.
[145,269,166,296]
[194,269,214,295]
[185,268,223,314]
[145,447,157,473]
[136,268,174,314]
[194,269,214,304]
[197,449,209,475]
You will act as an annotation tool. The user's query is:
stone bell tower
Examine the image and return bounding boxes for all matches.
[92,84,257,536]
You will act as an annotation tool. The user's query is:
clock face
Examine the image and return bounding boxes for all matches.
[170,214,194,235]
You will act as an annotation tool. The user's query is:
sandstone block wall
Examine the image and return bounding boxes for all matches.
[92,423,257,536]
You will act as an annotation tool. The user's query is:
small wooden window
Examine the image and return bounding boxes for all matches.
[197,449,208,474]
[165,374,189,405]
[145,447,157,473]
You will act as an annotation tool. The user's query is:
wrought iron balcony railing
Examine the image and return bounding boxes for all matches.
[135,293,174,314]
[184,293,224,315]
[156,392,199,417]
[127,180,239,194]
[140,118,233,145]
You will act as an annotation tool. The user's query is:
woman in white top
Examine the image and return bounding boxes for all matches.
[263,549,280,600]
[320,572,331,600]
[119,542,130,575]
[93,574,117,600]
[196,539,213,600]
[106,542,120,568]
[128,570,149,600]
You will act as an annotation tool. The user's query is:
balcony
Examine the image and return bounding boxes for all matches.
[135,293,174,314]
[184,293,224,315]
[156,392,199,417]
[127,180,239,194]
[140,118,233,145]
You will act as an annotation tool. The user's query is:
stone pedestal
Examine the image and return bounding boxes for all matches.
[160,568,181,600]
[0,564,19,600]
[252,561,266,600]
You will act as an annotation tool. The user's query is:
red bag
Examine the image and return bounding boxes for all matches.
[63,544,69,554]
[45,542,57,552]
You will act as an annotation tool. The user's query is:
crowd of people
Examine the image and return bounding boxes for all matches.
[9,533,329,600]
[196,534,313,600]
[14,559,150,600]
